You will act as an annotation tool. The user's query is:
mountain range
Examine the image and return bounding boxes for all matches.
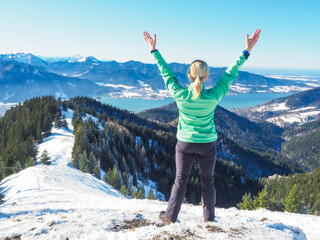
[1,52,319,103]
[232,87,320,127]
[0,59,112,102]
[137,88,320,172]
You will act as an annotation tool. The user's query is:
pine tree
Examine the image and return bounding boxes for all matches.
[25,156,35,168]
[88,151,96,174]
[105,168,113,185]
[237,193,254,210]
[136,186,144,199]
[62,101,68,111]
[131,187,137,198]
[79,151,88,173]
[41,149,51,165]
[36,121,43,143]
[120,185,127,196]
[283,184,303,213]
[253,187,269,209]
[0,155,5,181]
[43,115,52,137]
[127,175,133,196]
[93,160,101,179]
[13,161,22,173]
[122,171,128,188]
[61,114,68,129]
[147,189,156,200]
[252,196,260,209]
[72,146,81,169]
[54,112,62,128]
[0,192,4,204]
[110,165,122,190]
[103,173,108,183]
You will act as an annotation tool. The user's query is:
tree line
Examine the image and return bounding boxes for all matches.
[0,96,60,178]
[238,168,320,215]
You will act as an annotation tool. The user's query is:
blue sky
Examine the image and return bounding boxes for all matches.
[0,0,319,70]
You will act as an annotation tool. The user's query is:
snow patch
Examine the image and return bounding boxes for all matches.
[266,110,320,127]
[72,70,89,77]
[269,86,312,93]
[272,102,290,111]
[230,84,251,93]
[249,101,290,113]
[33,69,41,76]
[289,106,316,112]
[95,82,135,89]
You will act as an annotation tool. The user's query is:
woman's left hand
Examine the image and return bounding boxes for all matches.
[143,31,156,51]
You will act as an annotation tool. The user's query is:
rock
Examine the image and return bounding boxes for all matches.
[48,220,55,227]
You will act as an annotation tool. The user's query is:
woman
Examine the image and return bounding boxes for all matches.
[143,29,261,224]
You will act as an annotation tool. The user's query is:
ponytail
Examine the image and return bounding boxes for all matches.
[192,75,202,99]
[188,60,209,99]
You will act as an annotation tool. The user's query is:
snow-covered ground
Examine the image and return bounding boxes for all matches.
[250,101,290,112]
[105,80,172,100]
[1,109,320,240]
[266,110,320,127]
[232,98,320,127]
[99,74,319,99]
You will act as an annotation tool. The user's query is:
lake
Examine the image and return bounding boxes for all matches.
[98,92,291,113]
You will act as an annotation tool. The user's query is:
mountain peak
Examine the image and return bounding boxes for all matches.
[64,55,99,63]
[0,53,48,67]
[67,55,86,63]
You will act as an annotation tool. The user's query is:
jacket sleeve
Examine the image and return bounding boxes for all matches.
[207,52,247,102]
[152,50,185,99]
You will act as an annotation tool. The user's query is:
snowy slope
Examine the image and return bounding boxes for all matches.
[1,110,320,239]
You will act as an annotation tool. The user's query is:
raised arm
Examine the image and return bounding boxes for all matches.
[208,29,261,102]
[143,31,184,99]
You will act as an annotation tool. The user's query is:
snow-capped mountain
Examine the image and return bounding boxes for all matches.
[1,109,319,240]
[38,55,99,63]
[2,53,319,100]
[0,60,109,102]
[232,87,320,127]
[0,53,48,68]
[45,58,319,99]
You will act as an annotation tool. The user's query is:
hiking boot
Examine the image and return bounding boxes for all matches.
[204,217,215,223]
[159,211,173,225]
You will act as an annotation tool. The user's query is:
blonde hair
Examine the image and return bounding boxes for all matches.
[187,60,209,99]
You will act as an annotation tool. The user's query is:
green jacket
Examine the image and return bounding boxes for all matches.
[152,50,248,143]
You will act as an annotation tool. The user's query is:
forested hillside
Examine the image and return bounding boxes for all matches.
[0,96,60,178]
[67,97,261,206]
[139,102,284,153]
[138,102,300,179]
[1,95,318,216]
[0,96,262,208]
[238,168,320,215]
[281,119,320,171]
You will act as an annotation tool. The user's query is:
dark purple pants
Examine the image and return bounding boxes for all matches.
[164,140,217,222]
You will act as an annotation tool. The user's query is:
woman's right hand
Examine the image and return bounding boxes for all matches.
[246,29,261,53]
[143,31,156,51]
